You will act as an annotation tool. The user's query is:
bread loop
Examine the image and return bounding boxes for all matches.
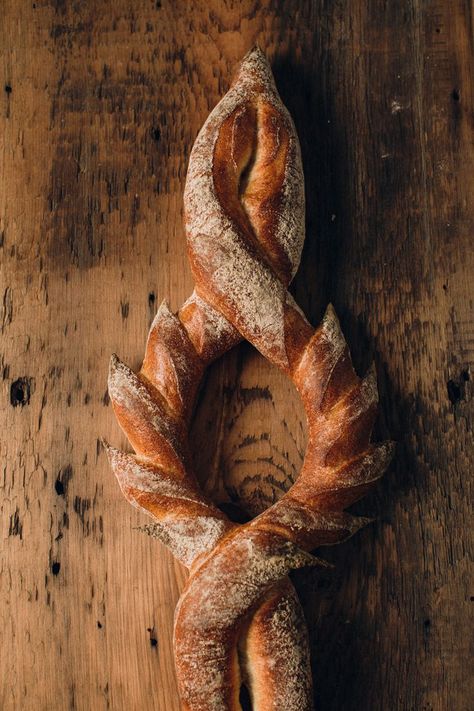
[107,47,392,711]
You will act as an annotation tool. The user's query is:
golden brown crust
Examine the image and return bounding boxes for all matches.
[239,579,313,711]
[174,529,318,711]
[106,46,392,711]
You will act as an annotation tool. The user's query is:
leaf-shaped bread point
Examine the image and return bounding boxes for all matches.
[108,354,186,474]
[292,441,395,510]
[141,300,205,419]
[104,443,232,567]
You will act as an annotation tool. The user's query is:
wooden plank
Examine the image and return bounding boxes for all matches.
[1,1,472,709]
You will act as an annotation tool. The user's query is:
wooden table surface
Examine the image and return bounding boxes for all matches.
[1,2,473,710]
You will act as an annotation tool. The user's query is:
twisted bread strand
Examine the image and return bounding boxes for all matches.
[107,138,314,711]
[172,307,391,711]
[107,291,316,709]
[107,47,392,711]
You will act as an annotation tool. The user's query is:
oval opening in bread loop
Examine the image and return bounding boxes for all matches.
[190,341,308,520]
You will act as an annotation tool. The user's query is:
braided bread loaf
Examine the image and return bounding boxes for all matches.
[106,47,392,711]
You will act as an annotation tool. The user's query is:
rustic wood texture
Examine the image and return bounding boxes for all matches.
[1,1,472,710]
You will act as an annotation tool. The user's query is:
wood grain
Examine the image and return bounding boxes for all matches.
[1,1,472,710]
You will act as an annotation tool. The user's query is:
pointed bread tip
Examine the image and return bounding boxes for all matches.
[108,353,130,398]
[378,439,396,461]
[366,361,377,377]
[364,362,378,384]
[387,440,396,456]
[108,353,136,388]
[109,353,131,384]
[243,44,265,62]
[291,548,321,571]
[148,298,173,337]
[102,440,124,464]
[156,298,171,317]
[109,352,119,371]
[319,303,344,348]
[235,44,275,90]
[107,356,120,402]
[361,364,379,406]
[312,556,334,570]
[351,516,376,533]
[322,302,341,328]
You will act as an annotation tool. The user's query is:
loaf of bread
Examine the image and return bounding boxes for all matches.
[106,46,392,711]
